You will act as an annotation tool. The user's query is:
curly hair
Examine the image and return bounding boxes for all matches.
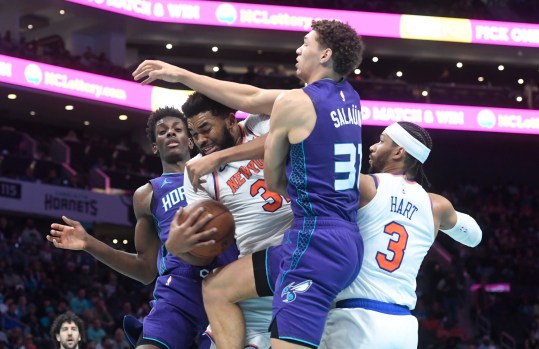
[181,92,237,120]
[311,19,364,77]
[397,121,433,187]
[145,106,187,143]
[50,311,85,344]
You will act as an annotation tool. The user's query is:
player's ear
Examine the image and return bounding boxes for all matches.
[188,138,194,150]
[393,146,406,161]
[320,47,332,63]
[225,113,237,128]
[152,143,158,155]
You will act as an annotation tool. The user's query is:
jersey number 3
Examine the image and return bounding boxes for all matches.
[376,222,408,272]
[334,143,361,191]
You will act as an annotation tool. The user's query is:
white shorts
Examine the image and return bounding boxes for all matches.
[319,307,418,349]
[206,297,272,349]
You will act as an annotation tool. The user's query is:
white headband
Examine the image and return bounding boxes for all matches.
[384,123,430,164]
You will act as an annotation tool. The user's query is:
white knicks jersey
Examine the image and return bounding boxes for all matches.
[337,173,435,310]
[185,114,294,257]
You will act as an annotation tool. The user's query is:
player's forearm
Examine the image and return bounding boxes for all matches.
[216,135,266,165]
[176,70,270,114]
[83,237,157,284]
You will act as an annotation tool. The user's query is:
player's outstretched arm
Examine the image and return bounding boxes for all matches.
[132,60,282,115]
[430,193,482,247]
[48,184,160,284]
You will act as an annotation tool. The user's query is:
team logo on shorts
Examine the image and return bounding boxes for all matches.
[281,280,313,303]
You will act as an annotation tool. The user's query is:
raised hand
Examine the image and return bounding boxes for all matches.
[47,216,89,250]
[165,206,218,257]
[132,60,183,85]
[186,154,222,192]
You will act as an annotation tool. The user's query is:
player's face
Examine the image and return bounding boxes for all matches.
[188,111,236,156]
[368,133,396,173]
[295,30,325,83]
[153,116,192,163]
[56,322,80,349]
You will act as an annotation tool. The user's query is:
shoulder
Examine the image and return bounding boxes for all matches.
[274,88,310,107]
[273,89,312,121]
[428,192,454,217]
[133,183,153,216]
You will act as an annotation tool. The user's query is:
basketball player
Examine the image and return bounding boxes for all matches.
[50,311,84,349]
[317,121,482,349]
[134,19,364,349]
[47,107,238,349]
[163,91,294,349]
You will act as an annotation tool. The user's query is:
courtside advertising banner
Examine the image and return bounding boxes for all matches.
[66,0,539,48]
[0,178,133,225]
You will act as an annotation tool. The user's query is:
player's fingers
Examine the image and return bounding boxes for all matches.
[62,215,79,227]
[50,223,65,231]
[141,76,156,85]
[193,240,216,249]
[182,206,208,226]
[193,227,218,241]
[188,210,214,232]
[191,177,200,193]
[49,228,61,236]
[172,207,187,225]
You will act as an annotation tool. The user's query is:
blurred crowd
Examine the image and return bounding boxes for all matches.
[0,180,537,348]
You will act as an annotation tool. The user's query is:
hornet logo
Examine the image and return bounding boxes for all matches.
[281,280,313,303]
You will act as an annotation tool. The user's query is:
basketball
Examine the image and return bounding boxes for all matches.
[183,199,235,258]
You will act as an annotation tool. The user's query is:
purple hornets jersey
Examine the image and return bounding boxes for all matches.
[138,173,237,348]
[286,79,362,222]
[149,173,191,275]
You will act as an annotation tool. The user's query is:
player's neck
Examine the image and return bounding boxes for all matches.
[307,69,341,85]
[162,160,187,174]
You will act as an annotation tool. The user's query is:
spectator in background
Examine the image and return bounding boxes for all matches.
[69,289,91,317]
[86,319,106,345]
[19,219,41,250]
[110,328,130,349]
[524,79,538,109]
[50,311,85,349]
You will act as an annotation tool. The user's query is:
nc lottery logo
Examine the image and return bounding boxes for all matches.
[216,3,237,24]
[476,109,496,129]
[24,64,42,85]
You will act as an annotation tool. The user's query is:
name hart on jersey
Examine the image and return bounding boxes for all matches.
[390,195,418,220]
[330,104,362,128]
[227,159,264,193]
[162,186,186,211]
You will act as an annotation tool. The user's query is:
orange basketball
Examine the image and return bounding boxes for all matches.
[184,199,235,258]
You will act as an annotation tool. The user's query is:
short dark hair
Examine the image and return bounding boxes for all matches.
[311,19,364,77]
[145,106,187,143]
[50,311,85,343]
[181,92,236,120]
[397,121,433,187]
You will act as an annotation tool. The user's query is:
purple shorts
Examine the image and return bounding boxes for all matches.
[253,218,363,347]
[137,245,239,348]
